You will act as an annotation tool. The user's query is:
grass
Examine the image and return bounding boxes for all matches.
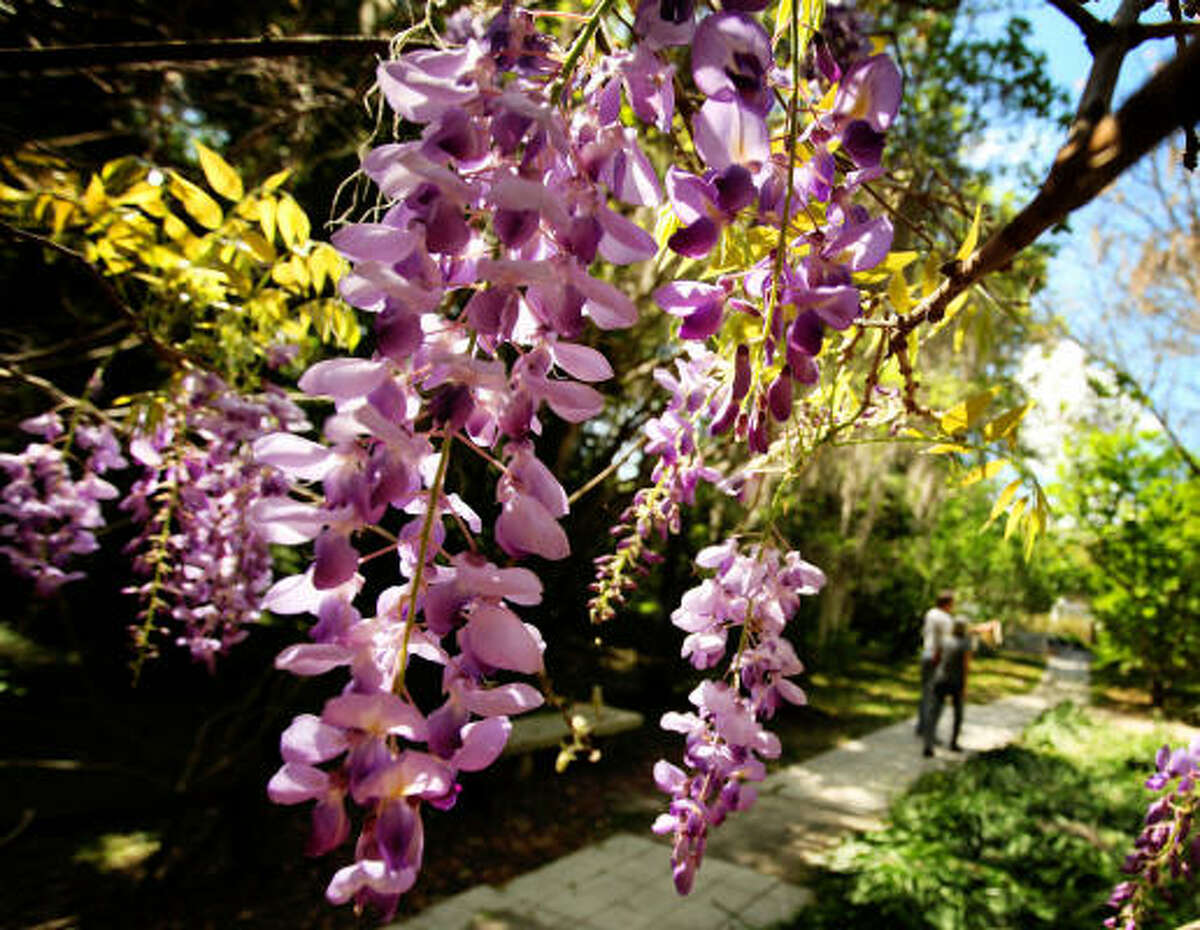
[772,648,1046,765]
[1091,663,1200,726]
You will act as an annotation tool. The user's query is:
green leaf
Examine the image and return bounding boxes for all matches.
[195,141,244,202]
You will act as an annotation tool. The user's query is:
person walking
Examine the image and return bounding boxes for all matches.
[917,590,956,739]
[923,619,971,757]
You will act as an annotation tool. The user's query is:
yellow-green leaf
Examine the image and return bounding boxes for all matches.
[956,203,982,261]
[888,270,910,314]
[169,173,222,230]
[958,458,1007,487]
[881,250,919,272]
[925,443,971,455]
[195,141,244,202]
[262,168,291,193]
[982,402,1033,442]
[940,388,997,435]
[773,0,792,44]
[1004,496,1027,541]
[81,174,106,216]
[276,195,310,249]
[983,479,1023,530]
[242,229,276,264]
[258,196,277,244]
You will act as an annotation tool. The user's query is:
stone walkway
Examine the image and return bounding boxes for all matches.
[386,651,1092,930]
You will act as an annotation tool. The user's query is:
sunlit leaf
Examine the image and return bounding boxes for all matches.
[1004,496,1027,541]
[195,141,244,202]
[276,195,310,248]
[258,196,277,243]
[262,168,292,193]
[888,270,910,314]
[958,458,1007,487]
[940,388,997,434]
[924,443,971,455]
[81,175,106,217]
[168,173,222,230]
[956,203,982,261]
[982,402,1033,442]
[983,479,1023,530]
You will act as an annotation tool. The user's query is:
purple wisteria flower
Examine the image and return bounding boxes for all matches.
[653,541,823,893]
[0,411,123,596]
[1106,738,1200,929]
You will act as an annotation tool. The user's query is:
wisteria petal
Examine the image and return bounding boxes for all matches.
[460,682,544,717]
[268,761,330,804]
[453,717,513,771]
[692,95,769,170]
[275,643,354,677]
[467,603,544,674]
[253,434,337,481]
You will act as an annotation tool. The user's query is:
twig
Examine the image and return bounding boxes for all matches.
[0,35,393,72]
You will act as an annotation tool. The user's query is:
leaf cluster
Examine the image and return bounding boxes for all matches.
[0,143,359,387]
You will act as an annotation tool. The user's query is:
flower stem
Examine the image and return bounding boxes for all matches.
[550,0,620,104]
[395,430,453,696]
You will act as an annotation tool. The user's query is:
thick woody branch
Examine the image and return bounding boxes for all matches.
[0,35,392,73]
[891,37,1200,350]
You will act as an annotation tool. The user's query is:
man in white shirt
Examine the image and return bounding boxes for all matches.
[917,590,956,738]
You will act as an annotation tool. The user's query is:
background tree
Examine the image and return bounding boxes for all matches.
[1058,429,1200,706]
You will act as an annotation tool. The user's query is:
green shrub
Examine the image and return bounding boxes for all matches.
[793,704,1200,930]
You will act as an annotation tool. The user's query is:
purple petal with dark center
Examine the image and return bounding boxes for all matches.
[691,13,773,115]
[668,217,720,258]
[788,310,824,357]
[313,530,359,590]
[494,208,540,249]
[714,164,756,215]
[842,120,885,168]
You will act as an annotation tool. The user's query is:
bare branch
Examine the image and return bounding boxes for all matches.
[891,38,1200,350]
[0,35,392,73]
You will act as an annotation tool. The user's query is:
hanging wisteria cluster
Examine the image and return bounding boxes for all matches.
[1107,740,1200,930]
[122,373,308,668]
[0,0,906,916]
[0,410,124,596]
[652,540,824,893]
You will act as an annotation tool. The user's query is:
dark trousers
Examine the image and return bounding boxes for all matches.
[917,656,936,734]
[924,682,963,751]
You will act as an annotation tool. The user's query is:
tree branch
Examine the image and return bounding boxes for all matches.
[891,37,1200,351]
[0,35,393,73]
[0,220,190,367]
